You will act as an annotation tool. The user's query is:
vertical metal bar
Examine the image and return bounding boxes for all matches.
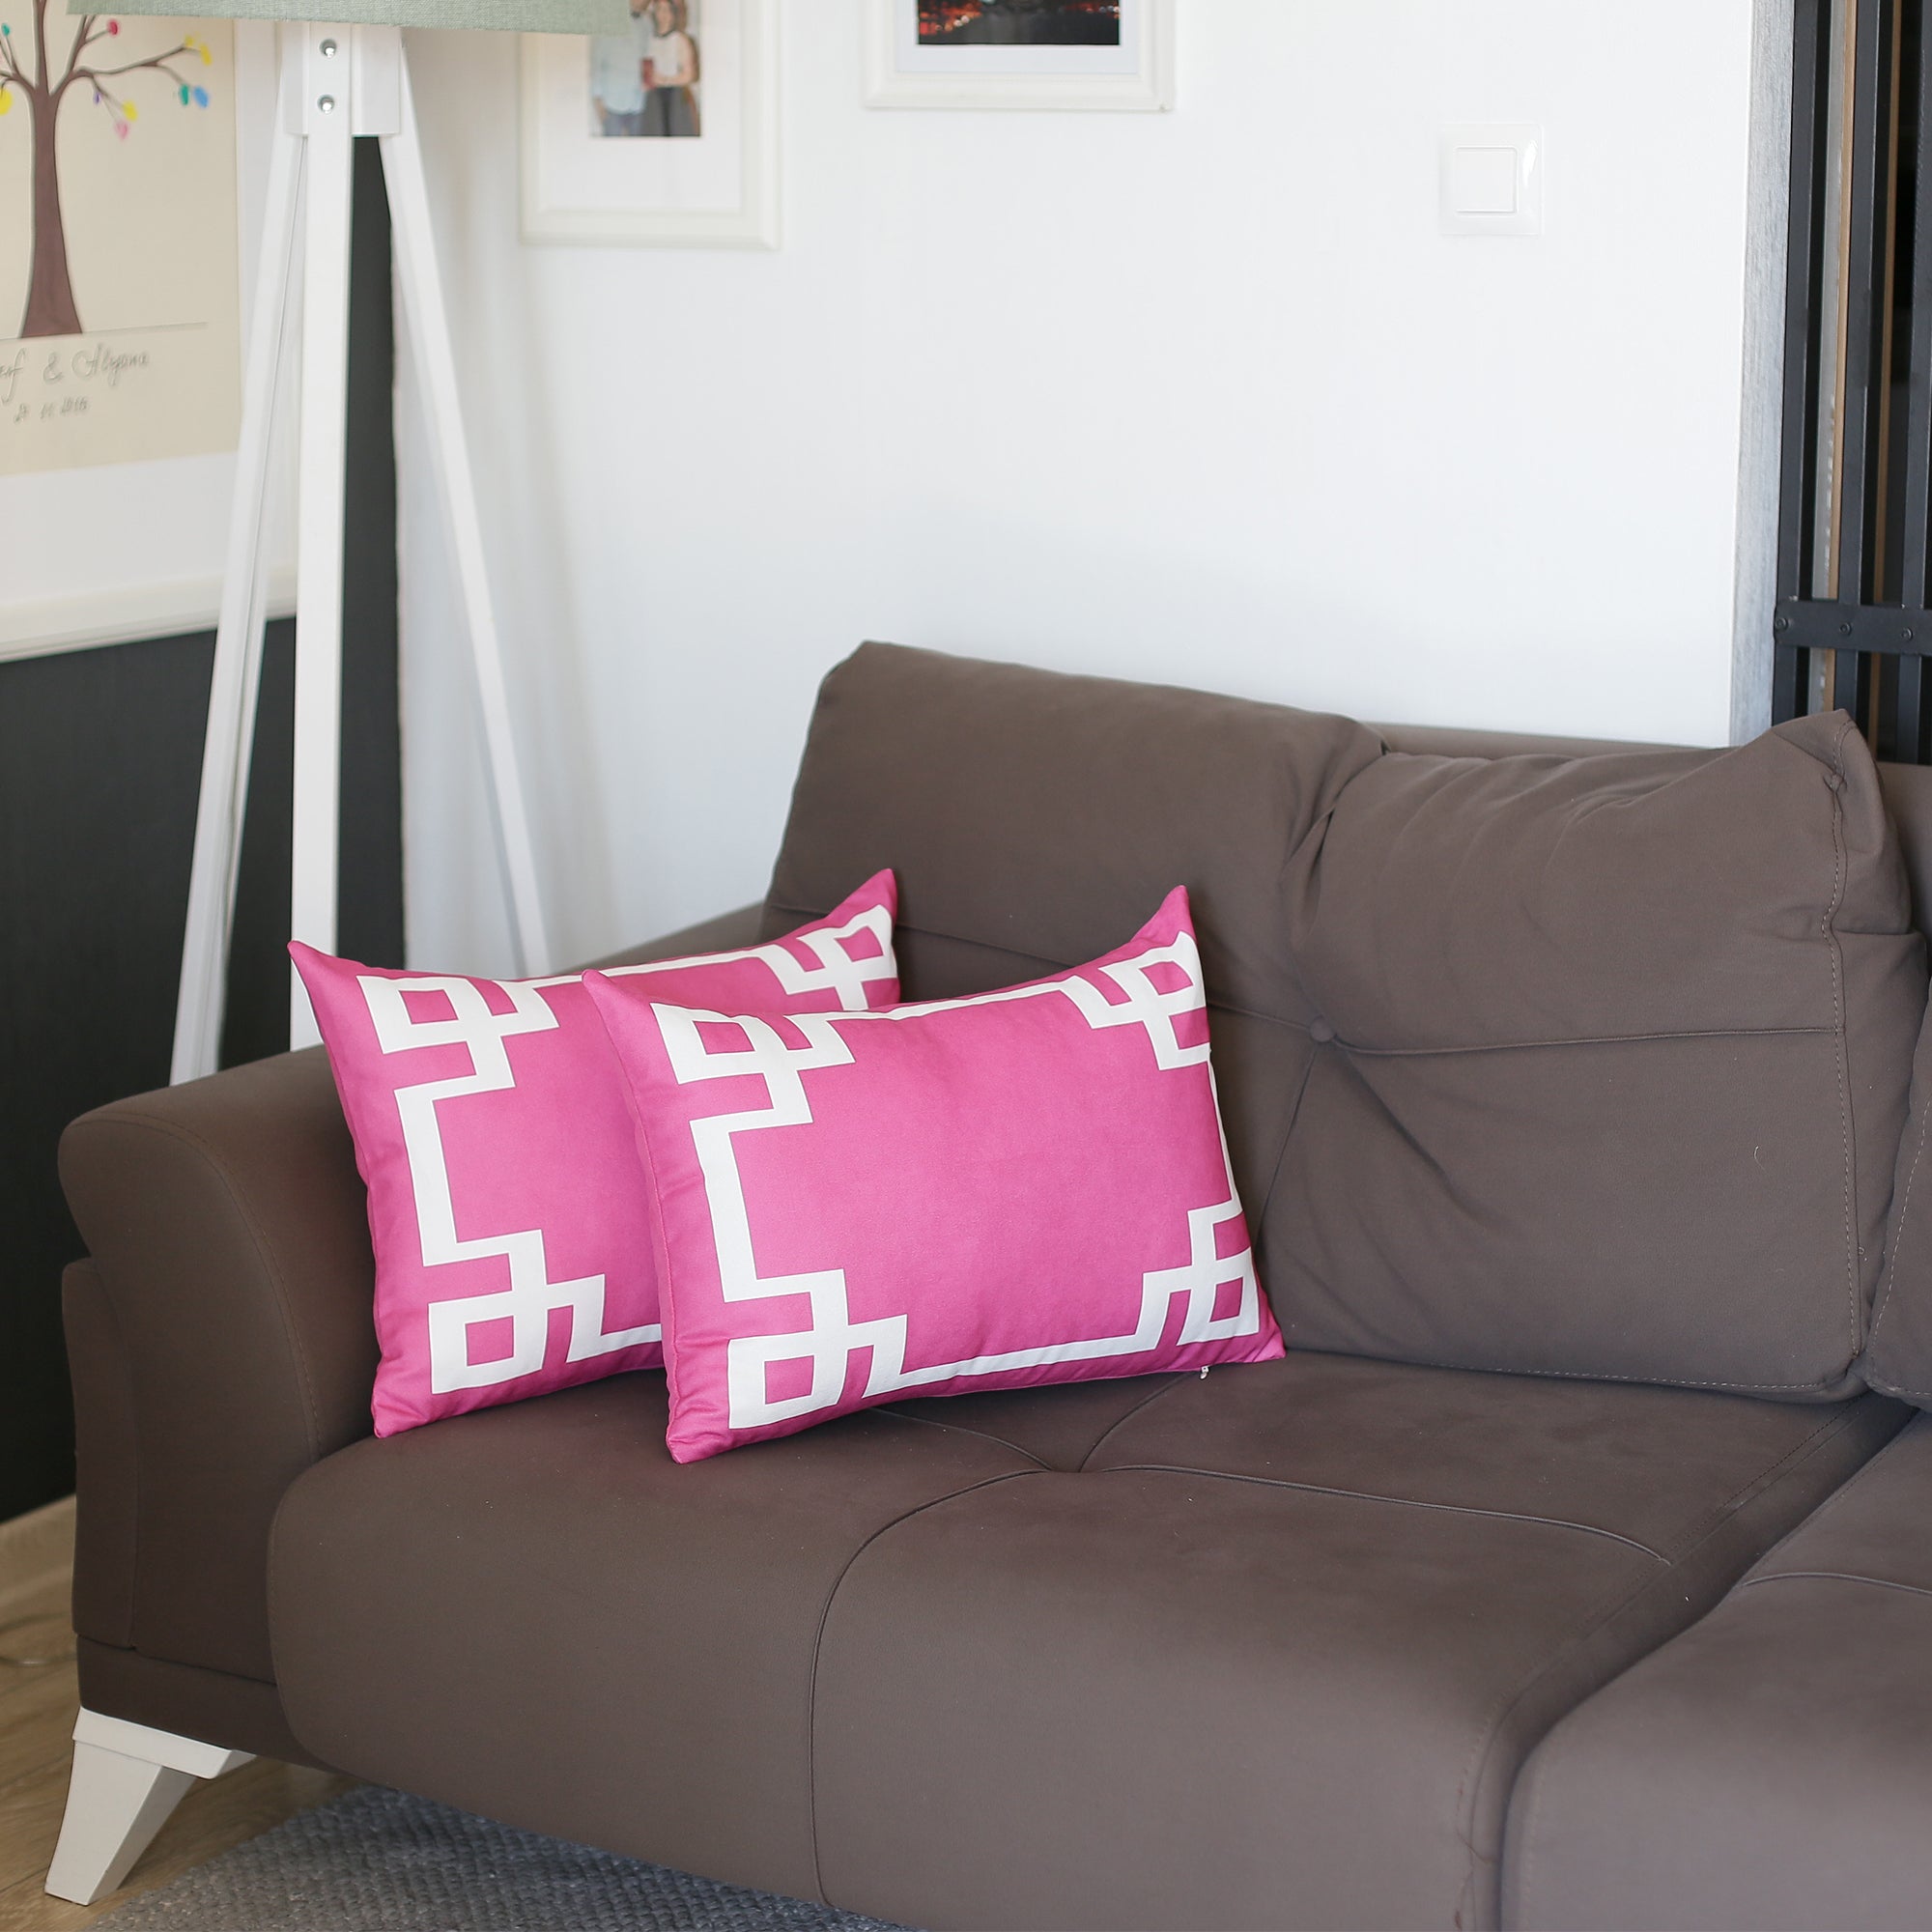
[1877,651,1902,757]
[1874,0,1910,602]
[1774,641,1811,722]
[1850,642,1879,721]
[1901,652,1926,755]
[1834,641,1862,717]
[1896,0,1932,755]
[1836,0,1893,727]
[1777,0,1834,719]
[1827,0,1862,601]
[1847,641,1878,726]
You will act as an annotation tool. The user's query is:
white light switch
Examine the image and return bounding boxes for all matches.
[1452,148,1518,214]
[1440,124,1542,236]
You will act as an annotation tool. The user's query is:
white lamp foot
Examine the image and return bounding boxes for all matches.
[43,1709,252,1905]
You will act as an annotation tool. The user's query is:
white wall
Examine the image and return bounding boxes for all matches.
[399,0,1769,975]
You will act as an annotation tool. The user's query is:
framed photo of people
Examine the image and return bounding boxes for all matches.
[520,0,779,248]
[866,0,1173,112]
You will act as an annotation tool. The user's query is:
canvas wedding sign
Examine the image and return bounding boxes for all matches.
[0,6,241,476]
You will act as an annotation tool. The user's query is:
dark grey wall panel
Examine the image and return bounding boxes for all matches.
[0,137,402,1520]
[2,629,223,1519]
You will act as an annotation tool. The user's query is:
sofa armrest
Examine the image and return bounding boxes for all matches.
[59,903,767,1690]
[61,1045,380,1683]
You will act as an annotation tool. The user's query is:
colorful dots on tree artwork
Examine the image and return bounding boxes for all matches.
[2,1,220,336]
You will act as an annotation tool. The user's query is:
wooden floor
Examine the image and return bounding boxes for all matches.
[0,1499,353,1930]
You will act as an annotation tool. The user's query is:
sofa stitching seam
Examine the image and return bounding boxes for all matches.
[265,1501,294,1694]
[1509,1714,1556,1932]
[1452,1399,1869,1925]
[1737,1567,1932,1601]
[1092,1463,1666,1558]
[771,911,1840,1056]
[1338,1024,1835,1058]
[1824,716,1862,1363]
[1644,1400,1868,1575]
[1303,1344,1839,1396]
[1732,1410,1912,1562]
[1074,1379,1186,1472]
[1253,1048,1320,1253]
[873,1406,1051,1471]
[804,1468,1038,1905]
[1866,1079,1931,1391]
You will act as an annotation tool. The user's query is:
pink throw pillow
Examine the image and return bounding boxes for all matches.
[293,874,898,1436]
[585,886,1283,1463]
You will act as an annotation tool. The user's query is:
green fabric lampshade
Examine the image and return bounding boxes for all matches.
[71,0,631,31]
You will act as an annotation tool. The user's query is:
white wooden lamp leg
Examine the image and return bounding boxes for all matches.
[382,49,553,978]
[170,42,303,1088]
[287,22,358,1050]
[43,1711,252,1906]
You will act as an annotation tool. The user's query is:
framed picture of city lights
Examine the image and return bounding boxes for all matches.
[521,0,780,246]
[865,0,1173,112]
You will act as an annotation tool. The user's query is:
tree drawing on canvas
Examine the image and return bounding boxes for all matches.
[1,1,213,335]
[0,8,240,475]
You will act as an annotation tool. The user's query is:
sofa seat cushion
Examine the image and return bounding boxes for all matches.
[269,1357,1903,1932]
[269,1369,1159,1907]
[1504,1409,1932,1932]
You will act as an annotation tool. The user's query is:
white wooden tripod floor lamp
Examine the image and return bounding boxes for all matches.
[140,0,625,1089]
[44,1,627,1904]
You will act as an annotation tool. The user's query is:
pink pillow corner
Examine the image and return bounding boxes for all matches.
[585,882,1282,1464]
[291,870,899,1437]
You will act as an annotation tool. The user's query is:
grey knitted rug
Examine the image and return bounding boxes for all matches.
[99,1784,915,1931]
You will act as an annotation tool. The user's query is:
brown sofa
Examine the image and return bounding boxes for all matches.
[45,643,1932,1930]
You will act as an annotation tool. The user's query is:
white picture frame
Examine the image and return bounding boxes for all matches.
[865,0,1172,112]
[520,0,779,249]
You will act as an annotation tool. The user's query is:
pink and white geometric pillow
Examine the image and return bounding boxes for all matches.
[585,885,1282,1463]
[292,873,898,1437]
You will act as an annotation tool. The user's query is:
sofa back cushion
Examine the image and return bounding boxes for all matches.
[771,648,1926,1398]
[1277,711,1924,1396]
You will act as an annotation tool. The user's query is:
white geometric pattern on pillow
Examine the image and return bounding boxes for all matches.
[651,927,1262,1430]
[356,907,895,1393]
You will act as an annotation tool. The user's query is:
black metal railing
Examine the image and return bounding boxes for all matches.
[1776,0,1932,759]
